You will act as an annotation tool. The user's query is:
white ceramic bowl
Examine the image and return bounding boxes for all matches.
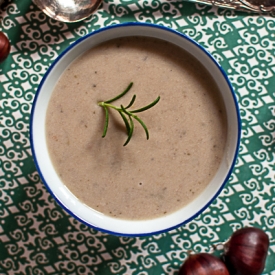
[30,23,241,236]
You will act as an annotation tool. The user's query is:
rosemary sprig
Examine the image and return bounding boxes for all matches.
[98,82,160,146]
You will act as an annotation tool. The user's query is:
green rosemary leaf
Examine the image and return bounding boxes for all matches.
[125,94,136,109]
[119,111,130,134]
[104,82,133,104]
[122,105,149,140]
[133,115,149,140]
[123,115,134,146]
[131,96,160,113]
[98,82,160,145]
[102,105,109,138]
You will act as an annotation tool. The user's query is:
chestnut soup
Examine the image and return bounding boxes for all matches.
[46,36,227,220]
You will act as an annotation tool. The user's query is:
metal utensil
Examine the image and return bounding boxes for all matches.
[189,0,275,15]
[33,0,103,23]
[32,0,275,23]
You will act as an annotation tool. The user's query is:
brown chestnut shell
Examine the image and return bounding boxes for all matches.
[0,32,11,63]
[179,253,230,275]
[224,227,269,275]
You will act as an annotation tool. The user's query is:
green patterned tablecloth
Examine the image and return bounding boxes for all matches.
[0,0,275,274]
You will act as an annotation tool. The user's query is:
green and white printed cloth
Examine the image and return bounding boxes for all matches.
[0,0,275,274]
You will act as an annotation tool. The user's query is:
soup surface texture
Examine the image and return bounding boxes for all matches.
[46,36,227,220]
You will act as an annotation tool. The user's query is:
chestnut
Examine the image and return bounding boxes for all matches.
[179,253,230,275]
[223,227,269,275]
[0,31,11,63]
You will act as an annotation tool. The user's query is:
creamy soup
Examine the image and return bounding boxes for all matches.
[46,36,227,220]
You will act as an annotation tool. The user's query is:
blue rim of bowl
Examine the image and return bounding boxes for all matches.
[30,22,241,237]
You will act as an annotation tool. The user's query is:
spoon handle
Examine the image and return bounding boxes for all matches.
[189,0,275,15]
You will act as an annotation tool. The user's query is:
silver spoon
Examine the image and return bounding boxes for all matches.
[33,0,104,23]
